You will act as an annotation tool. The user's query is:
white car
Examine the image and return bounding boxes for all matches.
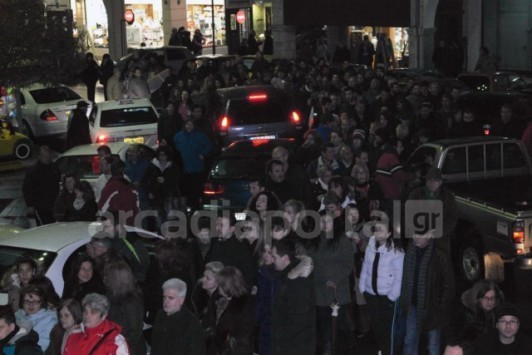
[0,222,163,300]
[54,142,155,192]
[20,84,91,138]
[88,99,159,146]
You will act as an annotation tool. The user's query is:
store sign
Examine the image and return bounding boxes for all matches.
[124,9,135,25]
[225,0,251,9]
[236,10,246,24]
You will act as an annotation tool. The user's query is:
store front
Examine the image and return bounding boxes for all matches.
[187,0,226,47]
[251,1,272,40]
[69,0,164,59]
[349,26,409,68]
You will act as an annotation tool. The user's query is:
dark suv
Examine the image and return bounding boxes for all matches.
[213,85,305,146]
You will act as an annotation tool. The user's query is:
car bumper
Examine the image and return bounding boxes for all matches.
[32,120,68,137]
[515,255,532,270]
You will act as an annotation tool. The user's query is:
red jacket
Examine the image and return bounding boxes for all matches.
[375,149,414,200]
[98,176,139,225]
[63,319,129,355]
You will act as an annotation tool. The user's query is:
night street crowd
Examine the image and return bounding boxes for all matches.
[2,39,532,355]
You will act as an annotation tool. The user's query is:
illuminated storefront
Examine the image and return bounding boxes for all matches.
[186,0,226,46]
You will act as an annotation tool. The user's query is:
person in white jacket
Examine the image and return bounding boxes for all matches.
[359,217,404,355]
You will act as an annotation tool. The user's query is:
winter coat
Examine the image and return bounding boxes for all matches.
[98,176,139,225]
[52,191,76,222]
[205,236,257,290]
[106,76,124,100]
[22,161,61,221]
[15,308,58,352]
[157,112,183,146]
[262,35,273,55]
[127,77,150,99]
[214,295,255,355]
[141,158,181,208]
[255,264,276,355]
[374,144,414,200]
[100,60,114,86]
[307,234,354,306]
[151,307,206,355]
[113,233,150,284]
[107,294,146,355]
[81,59,99,85]
[63,319,129,355]
[271,257,316,355]
[0,324,42,355]
[472,329,532,355]
[66,109,92,150]
[173,129,213,173]
[62,276,105,304]
[359,236,404,301]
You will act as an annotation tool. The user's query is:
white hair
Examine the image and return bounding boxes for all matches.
[162,278,187,297]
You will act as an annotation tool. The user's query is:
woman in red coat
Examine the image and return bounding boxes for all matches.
[63,293,129,355]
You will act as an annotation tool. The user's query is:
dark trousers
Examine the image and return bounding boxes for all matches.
[364,293,397,355]
[316,305,356,355]
[85,80,97,102]
[182,172,204,212]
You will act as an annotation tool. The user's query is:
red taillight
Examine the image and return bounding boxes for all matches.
[512,221,525,254]
[291,110,301,124]
[91,156,101,174]
[219,115,230,131]
[248,93,268,102]
[204,182,225,195]
[40,109,57,121]
[483,124,490,136]
[96,134,109,143]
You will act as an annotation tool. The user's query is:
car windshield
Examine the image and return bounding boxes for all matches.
[210,156,269,179]
[29,86,82,104]
[227,96,292,124]
[0,246,56,281]
[56,154,120,178]
[100,107,158,127]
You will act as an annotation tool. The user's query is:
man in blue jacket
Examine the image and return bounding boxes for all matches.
[174,119,213,211]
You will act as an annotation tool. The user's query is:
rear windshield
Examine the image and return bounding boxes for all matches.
[29,87,81,104]
[56,154,120,178]
[0,246,56,281]
[227,95,292,124]
[210,156,269,179]
[100,107,158,127]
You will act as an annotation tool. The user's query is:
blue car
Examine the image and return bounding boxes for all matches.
[202,138,297,211]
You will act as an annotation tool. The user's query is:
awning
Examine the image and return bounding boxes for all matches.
[284,0,411,27]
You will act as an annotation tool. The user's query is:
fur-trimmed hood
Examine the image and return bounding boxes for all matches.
[287,255,313,280]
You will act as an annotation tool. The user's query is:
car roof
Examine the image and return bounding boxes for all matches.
[0,222,98,252]
[19,83,68,92]
[95,98,154,110]
[426,136,515,148]
[58,142,131,157]
[215,85,285,98]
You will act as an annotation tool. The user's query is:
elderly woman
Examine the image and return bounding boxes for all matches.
[15,286,58,352]
[46,299,83,355]
[63,293,129,354]
[192,261,224,340]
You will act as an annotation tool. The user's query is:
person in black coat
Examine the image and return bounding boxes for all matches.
[213,267,255,355]
[0,305,42,355]
[23,145,61,226]
[99,54,114,101]
[271,239,316,355]
[62,255,105,303]
[248,30,260,55]
[151,278,206,355]
[65,101,91,150]
[81,52,99,102]
[205,214,257,291]
[157,102,184,147]
[262,30,273,55]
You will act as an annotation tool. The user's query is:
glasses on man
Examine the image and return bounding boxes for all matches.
[23,299,41,306]
[482,296,498,302]
[498,319,519,326]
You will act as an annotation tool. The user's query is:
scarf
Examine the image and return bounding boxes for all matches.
[401,240,434,329]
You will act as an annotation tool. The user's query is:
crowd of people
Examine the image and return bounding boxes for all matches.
[4,41,532,355]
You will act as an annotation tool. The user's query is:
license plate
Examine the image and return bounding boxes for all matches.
[249,135,276,140]
[124,137,144,144]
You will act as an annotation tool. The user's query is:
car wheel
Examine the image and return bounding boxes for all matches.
[13,139,33,160]
[22,121,34,140]
[460,238,484,282]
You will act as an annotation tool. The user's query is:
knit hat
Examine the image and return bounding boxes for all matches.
[495,303,520,321]
[352,129,366,140]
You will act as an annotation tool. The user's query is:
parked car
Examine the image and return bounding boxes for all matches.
[88,98,159,146]
[194,54,235,76]
[202,138,297,211]
[0,222,164,299]
[457,71,529,94]
[405,136,532,282]
[0,120,33,160]
[55,142,155,191]
[213,85,305,146]
[19,83,90,139]
[116,46,193,73]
